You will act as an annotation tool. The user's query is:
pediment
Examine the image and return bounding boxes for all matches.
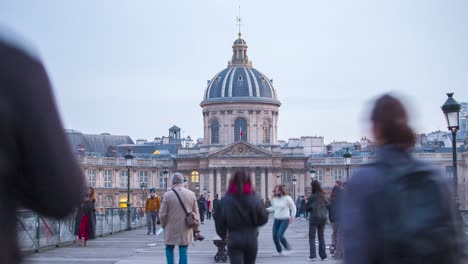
[207,141,273,158]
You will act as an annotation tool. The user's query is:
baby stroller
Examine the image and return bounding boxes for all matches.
[213,239,228,263]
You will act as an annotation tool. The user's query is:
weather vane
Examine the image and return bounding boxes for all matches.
[236,1,242,37]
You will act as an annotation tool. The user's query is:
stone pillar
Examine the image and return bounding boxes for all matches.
[226,168,232,189]
[250,169,256,189]
[208,169,215,197]
[298,171,305,198]
[268,170,275,199]
[260,169,266,199]
[216,169,222,198]
[200,170,205,195]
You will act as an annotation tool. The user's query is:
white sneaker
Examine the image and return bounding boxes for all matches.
[308,257,317,262]
[283,250,294,256]
[273,252,284,257]
[322,258,328,261]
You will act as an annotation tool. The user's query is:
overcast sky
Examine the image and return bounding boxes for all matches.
[1,0,467,143]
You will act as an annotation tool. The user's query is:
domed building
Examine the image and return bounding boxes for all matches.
[201,33,280,146]
[174,33,313,200]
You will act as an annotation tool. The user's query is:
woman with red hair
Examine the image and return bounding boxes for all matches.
[214,170,269,264]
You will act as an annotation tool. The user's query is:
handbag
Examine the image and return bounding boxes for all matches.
[172,189,199,228]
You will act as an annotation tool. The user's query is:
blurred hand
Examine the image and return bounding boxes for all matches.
[289,217,293,224]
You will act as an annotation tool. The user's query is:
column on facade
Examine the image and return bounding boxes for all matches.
[199,170,205,195]
[298,171,305,197]
[208,169,215,197]
[115,193,120,208]
[226,168,232,189]
[260,168,266,199]
[250,169,255,189]
[216,169,222,198]
[268,170,275,199]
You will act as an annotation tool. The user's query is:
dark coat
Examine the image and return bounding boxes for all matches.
[197,197,207,212]
[0,39,84,264]
[340,145,461,264]
[214,193,269,248]
[212,198,220,213]
[328,186,342,222]
[307,193,329,225]
[74,199,96,239]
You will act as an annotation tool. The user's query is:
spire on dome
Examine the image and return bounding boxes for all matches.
[229,6,252,67]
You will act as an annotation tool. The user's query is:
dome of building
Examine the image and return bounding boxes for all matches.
[202,35,280,106]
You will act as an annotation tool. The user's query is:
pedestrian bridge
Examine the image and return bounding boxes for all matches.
[19,210,341,264]
[18,209,468,264]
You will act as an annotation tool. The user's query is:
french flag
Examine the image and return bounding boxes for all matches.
[240,127,243,138]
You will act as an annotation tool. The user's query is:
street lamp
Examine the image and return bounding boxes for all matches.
[163,168,169,190]
[343,148,352,180]
[441,92,461,203]
[124,149,134,230]
[183,176,188,187]
[292,176,297,200]
[309,167,316,181]
[195,184,200,196]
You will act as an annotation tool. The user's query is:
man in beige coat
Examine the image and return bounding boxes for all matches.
[160,173,200,264]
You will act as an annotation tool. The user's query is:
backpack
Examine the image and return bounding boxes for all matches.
[374,159,462,263]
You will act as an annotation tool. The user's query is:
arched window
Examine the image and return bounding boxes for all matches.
[234,118,248,141]
[262,120,271,144]
[211,120,220,144]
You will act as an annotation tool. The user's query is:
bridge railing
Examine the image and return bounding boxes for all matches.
[17,207,147,252]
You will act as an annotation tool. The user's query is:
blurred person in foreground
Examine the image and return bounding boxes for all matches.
[160,173,202,264]
[0,35,84,263]
[341,94,462,264]
[267,185,297,256]
[307,180,329,261]
[214,170,269,264]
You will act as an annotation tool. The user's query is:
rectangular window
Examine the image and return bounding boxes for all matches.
[87,169,96,187]
[120,170,128,188]
[139,171,148,187]
[159,171,165,189]
[332,169,343,181]
[104,170,113,188]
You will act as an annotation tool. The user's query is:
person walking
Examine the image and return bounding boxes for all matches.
[74,187,96,247]
[340,94,462,264]
[197,194,207,224]
[300,195,307,220]
[215,170,269,264]
[307,180,329,261]
[0,37,84,264]
[145,188,161,235]
[212,194,220,218]
[295,195,302,218]
[160,173,201,264]
[206,198,212,220]
[329,180,343,258]
[267,185,297,256]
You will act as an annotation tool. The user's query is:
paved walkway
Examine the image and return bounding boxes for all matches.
[23,216,340,264]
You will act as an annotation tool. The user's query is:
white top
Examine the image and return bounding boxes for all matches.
[266,195,297,220]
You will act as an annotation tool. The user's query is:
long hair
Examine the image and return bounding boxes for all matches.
[371,94,416,150]
[227,170,255,195]
[311,180,326,205]
[88,187,96,202]
[274,185,286,196]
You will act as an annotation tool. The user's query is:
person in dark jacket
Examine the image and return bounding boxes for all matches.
[307,180,329,261]
[329,180,343,258]
[340,94,461,264]
[215,170,269,264]
[0,35,84,263]
[74,187,96,246]
[212,194,220,217]
[197,194,207,224]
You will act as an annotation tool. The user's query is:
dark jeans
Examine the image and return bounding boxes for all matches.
[146,211,157,233]
[199,210,205,223]
[166,245,187,264]
[228,230,258,264]
[309,223,327,260]
[207,211,212,220]
[272,219,290,253]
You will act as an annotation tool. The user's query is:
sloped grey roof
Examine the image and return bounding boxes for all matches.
[67,130,134,154]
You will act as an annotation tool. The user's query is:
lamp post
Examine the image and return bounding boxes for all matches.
[124,149,134,230]
[183,176,188,187]
[163,168,169,191]
[343,148,352,180]
[196,184,200,196]
[292,176,297,200]
[309,167,316,181]
[441,92,461,204]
